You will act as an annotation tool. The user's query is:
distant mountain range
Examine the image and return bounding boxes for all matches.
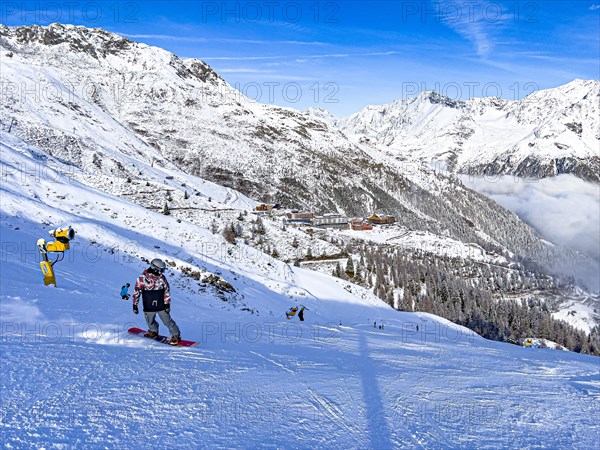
[320,79,599,182]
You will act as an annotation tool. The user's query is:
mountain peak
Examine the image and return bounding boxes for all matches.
[411,90,465,109]
[339,79,599,182]
[0,23,133,58]
[305,107,338,125]
[0,23,225,85]
[523,78,600,102]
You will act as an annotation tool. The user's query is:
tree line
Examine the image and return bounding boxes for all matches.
[333,243,600,355]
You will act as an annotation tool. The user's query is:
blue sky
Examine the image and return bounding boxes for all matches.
[2,1,599,116]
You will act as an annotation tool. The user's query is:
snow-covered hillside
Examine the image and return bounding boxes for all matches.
[2,129,599,449]
[337,80,600,182]
[1,23,599,332]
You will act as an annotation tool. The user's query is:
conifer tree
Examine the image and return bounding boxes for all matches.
[345,256,355,279]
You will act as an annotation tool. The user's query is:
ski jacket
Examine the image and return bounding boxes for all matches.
[132,269,171,312]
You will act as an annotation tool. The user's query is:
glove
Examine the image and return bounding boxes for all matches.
[133,304,139,315]
[164,304,171,314]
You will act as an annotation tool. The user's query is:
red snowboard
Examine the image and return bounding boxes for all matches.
[128,327,199,347]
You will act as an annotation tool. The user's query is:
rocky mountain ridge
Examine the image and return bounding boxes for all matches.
[334,79,600,182]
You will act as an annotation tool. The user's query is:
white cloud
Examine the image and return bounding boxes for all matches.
[205,51,401,61]
[438,0,511,58]
[590,4,600,11]
[463,174,600,289]
[118,33,328,46]
[218,68,272,73]
[119,33,207,42]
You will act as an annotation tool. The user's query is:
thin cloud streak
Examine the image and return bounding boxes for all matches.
[119,33,329,46]
[219,68,274,73]
[438,0,511,59]
[205,51,401,61]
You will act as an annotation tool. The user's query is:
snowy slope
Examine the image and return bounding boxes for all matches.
[1,132,600,448]
[337,80,600,182]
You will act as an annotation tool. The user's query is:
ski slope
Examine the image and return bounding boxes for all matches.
[1,134,599,448]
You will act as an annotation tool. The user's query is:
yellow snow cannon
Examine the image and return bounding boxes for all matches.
[37,226,76,287]
[46,227,76,252]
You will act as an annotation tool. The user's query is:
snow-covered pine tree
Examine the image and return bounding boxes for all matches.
[223,223,236,244]
[345,256,355,279]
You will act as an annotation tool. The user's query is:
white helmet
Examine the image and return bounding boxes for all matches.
[150,258,166,271]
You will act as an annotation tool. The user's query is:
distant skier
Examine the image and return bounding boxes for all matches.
[298,306,308,322]
[120,283,130,300]
[286,306,298,320]
[132,258,181,345]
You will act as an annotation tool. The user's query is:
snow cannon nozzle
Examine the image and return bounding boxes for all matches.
[49,226,76,243]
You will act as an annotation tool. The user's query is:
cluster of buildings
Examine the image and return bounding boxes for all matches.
[254,204,395,231]
[284,211,396,231]
[255,203,282,212]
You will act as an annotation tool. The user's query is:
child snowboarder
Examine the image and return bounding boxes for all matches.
[132,258,181,345]
[120,283,130,300]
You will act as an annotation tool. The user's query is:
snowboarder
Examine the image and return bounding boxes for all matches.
[286,306,298,320]
[298,306,309,321]
[132,258,181,345]
[120,283,130,300]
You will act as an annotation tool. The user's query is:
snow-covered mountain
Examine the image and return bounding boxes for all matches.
[337,80,600,182]
[1,23,363,211]
[0,24,584,263]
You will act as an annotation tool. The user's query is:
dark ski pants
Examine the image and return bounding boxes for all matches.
[144,310,180,337]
